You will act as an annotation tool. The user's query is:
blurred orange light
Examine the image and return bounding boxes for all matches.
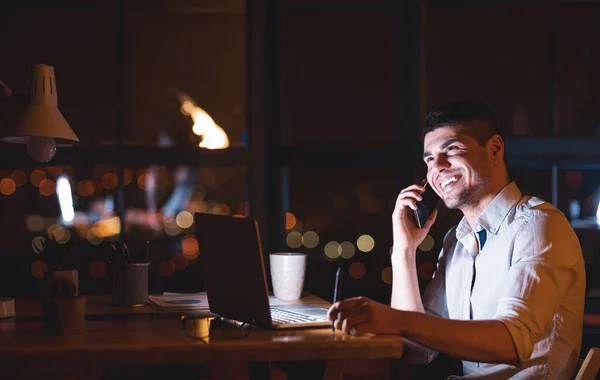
[30,170,46,187]
[137,173,155,191]
[77,180,95,197]
[46,166,64,176]
[182,235,199,258]
[10,170,27,187]
[31,261,48,279]
[158,260,176,277]
[0,178,16,195]
[38,179,56,196]
[89,261,108,279]
[349,262,367,280]
[101,173,119,190]
[172,253,189,270]
[285,212,297,230]
[216,203,230,216]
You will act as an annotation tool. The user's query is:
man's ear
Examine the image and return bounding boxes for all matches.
[487,134,505,162]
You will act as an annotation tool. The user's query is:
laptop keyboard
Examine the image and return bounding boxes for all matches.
[270,307,318,324]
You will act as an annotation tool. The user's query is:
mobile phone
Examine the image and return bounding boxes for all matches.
[414,180,441,228]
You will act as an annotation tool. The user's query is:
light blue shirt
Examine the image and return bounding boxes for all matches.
[423,182,586,379]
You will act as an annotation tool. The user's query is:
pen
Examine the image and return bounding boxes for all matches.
[332,267,343,332]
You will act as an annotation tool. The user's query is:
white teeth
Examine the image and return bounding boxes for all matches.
[441,176,458,189]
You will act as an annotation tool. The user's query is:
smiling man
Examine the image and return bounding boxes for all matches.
[328,100,586,379]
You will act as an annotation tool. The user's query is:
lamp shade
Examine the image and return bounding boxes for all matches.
[1,64,79,146]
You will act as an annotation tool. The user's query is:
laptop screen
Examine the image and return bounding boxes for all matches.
[194,213,273,328]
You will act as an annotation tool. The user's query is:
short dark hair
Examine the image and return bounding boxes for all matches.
[422,100,500,145]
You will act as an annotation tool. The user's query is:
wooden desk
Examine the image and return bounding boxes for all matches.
[0,296,404,380]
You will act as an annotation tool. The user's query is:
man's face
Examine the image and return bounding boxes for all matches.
[423,125,492,210]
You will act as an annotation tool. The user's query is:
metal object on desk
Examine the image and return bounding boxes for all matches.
[111,262,149,307]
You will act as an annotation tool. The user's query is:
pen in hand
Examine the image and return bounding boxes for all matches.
[332,267,343,332]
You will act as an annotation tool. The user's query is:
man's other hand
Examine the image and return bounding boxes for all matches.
[328,296,402,336]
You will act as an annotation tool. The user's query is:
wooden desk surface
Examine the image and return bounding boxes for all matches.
[0,295,404,377]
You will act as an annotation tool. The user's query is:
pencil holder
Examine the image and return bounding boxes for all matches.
[111,262,149,307]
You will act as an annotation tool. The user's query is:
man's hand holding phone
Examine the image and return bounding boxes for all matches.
[391,180,439,255]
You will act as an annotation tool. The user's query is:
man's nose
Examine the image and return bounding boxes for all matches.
[431,155,450,174]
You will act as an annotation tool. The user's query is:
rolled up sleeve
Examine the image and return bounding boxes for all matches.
[493,211,581,362]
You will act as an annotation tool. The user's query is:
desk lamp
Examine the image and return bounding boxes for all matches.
[0,64,79,162]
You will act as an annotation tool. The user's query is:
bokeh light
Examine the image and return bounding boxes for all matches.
[218,203,231,215]
[31,261,48,279]
[0,178,16,195]
[73,211,88,226]
[349,262,366,279]
[101,173,119,190]
[31,236,45,253]
[89,261,108,279]
[46,166,64,176]
[324,241,342,259]
[38,179,56,196]
[10,170,27,187]
[340,241,356,259]
[159,260,176,277]
[286,231,303,249]
[77,180,95,197]
[285,212,297,230]
[565,171,582,189]
[30,170,46,187]
[172,253,189,270]
[302,231,319,249]
[209,203,230,215]
[86,229,104,245]
[47,224,60,238]
[164,219,182,236]
[418,235,435,252]
[176,211,194,229]
[27,215,44,232]
[53,226,71,244]
[137,172,155,191]
[357,235,375,252]
[92,217,121,238]
[381,267,393,285]
[182,235,199,259]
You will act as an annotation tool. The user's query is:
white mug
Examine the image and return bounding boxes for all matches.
[269,252,307,301]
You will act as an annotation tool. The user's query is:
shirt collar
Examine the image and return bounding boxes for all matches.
[455,181,522,241]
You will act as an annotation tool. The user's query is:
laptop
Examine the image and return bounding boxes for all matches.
[194,213,330,329]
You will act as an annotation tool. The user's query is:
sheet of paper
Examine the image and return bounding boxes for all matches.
[148,292,210,311]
